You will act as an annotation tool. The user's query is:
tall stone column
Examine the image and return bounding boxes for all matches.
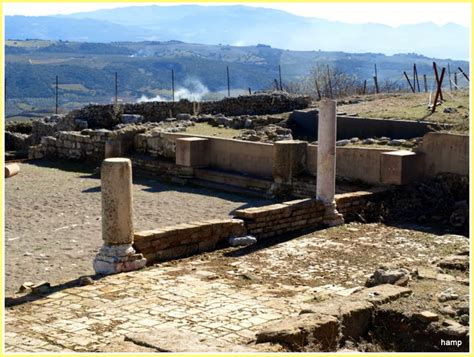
[93,158,146,274]
[316,100,344,226]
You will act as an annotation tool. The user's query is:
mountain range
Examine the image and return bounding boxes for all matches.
[5,5,469,60]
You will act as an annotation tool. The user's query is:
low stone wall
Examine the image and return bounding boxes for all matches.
[235,189,387,240]
[289,109,451,140]
[131,189,386,264]
[133,219,246,265]
[5,131,32,151]
[335,189,387,220]
[139,132,275,178]
[307,145,395,185]
[135,131,177,159]
[234,199,326,240]
[415,132,469,177]
[131,155,194,181]
[72,93,311,128]
[29,125,148,161]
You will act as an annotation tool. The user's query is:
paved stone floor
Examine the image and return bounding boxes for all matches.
[4,223,468,352]
[5,265,313,352]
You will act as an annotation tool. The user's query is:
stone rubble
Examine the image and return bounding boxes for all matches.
[365,266,410,287]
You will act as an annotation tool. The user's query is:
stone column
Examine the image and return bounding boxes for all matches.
[93,158,146,274]
[316,100,344,226]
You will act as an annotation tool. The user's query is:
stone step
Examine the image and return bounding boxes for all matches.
[194,168,273,191]
[191,178,270,199]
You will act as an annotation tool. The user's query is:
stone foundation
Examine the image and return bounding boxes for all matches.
[134,219,246,265]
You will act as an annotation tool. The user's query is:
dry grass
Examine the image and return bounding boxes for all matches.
[186,122,243,138]
[332,90,469,128]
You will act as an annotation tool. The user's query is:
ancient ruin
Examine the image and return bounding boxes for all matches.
[4,92,470,353]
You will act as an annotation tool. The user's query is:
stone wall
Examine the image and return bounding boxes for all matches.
[131,155,194,182]
[335,189,387,220]
[289,109,452,140]
[70,93,311,128]
[235,199,326,240]
[307,145,396,185]
[134,130,178,159]
[5,131,32,151]
[29,125,148,161]
[415,132,469,177]
[235,189,387,240]
[133,219,246,265]
[128,187,386,265]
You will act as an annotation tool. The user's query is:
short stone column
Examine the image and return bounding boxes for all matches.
[316,100,344,226]
[93,158,146,274]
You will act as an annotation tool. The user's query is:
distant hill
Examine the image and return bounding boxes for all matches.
[5,39,469,119]
[5,5,469,59]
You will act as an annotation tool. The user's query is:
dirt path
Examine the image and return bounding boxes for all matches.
[4,161,272,295]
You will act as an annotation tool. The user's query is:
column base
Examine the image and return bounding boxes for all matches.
[322,203,345,227]
[93,244,147,275]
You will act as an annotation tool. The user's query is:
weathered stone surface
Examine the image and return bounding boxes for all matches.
[272,140,307,184]
[98,338,158,352]
[93,255,146,275]
[352,284,412,306]
[413,311,439,323]
[300,298,374,341]
[101,158,134,245]
[255,312,339,351]
[366,267,410,287]
[439,319,469,337]
[125,328,258,352]
[437,288,459,302]
[437,255,469,271]
[416,266,438,280]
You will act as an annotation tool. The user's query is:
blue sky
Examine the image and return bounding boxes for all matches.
[4,2,471,28]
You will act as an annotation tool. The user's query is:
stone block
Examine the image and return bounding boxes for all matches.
[272,140,308,183]
[381,150,425,185]
[175,137,209,167]
[256,312,339,351]
[93,244,146,275]
[104,139,123,158]
[300,298,373,341]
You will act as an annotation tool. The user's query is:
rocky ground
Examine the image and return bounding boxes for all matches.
[5,221,469,352]
[4,161,273,296]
